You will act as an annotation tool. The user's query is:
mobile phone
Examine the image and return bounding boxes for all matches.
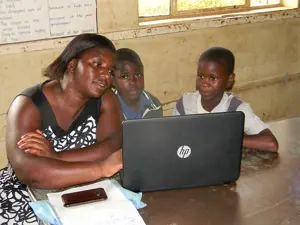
[61,188,108,207]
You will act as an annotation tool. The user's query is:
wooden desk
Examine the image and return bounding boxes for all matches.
[139,117,300,225]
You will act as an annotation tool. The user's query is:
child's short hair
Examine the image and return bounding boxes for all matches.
[116,48,144,70]
[198,47,235,76]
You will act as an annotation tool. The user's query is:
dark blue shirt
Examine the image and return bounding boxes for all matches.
[116,93,152,120]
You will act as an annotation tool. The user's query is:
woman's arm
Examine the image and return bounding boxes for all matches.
[56,89,123,162]
[6,96,122,189]
[243,129,279,152]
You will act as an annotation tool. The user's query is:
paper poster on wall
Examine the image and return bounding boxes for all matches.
[0,0,97,45]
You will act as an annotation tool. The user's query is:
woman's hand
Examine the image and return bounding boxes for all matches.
[17,130,58,159]
[99,149,123,177]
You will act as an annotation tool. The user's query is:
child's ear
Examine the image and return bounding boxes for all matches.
[226,73,235,90]
[111,74,116,87]
[67,59,78,74]
[111,81,116,89]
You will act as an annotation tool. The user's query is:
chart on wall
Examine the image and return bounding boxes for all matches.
[0,0,97,45]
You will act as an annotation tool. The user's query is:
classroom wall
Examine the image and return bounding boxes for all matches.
[1,0,300,167]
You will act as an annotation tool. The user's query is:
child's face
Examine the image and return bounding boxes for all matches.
[196,60,232,102]
[114,61,144,102]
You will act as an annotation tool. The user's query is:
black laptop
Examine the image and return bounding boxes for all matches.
[120,111,245,192]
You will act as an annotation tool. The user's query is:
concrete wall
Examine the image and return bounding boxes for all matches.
[1,0,300,167]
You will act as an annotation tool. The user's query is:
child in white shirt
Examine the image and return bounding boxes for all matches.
[173,47,278,152]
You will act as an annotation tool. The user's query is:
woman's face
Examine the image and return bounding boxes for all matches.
[71,48,116,98]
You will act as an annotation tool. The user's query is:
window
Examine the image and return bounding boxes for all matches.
[139,0,282,20]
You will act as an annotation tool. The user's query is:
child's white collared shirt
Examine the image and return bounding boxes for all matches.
[173,91,268,135]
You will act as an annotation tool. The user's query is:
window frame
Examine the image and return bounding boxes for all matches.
[139,0,283,22]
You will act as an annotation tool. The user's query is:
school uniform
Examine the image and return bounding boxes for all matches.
[114,90,163,120]
[173,91,268,135]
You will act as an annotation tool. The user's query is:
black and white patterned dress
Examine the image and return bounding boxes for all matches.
[0,81,102,225]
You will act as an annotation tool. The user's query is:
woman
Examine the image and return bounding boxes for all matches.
[0,33,123,224]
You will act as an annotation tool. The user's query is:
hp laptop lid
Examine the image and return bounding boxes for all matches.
[121,111,244,192]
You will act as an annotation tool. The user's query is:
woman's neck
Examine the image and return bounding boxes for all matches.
[57,79,89,116]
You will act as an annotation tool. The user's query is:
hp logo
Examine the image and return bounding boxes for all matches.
[177,145,191,159]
